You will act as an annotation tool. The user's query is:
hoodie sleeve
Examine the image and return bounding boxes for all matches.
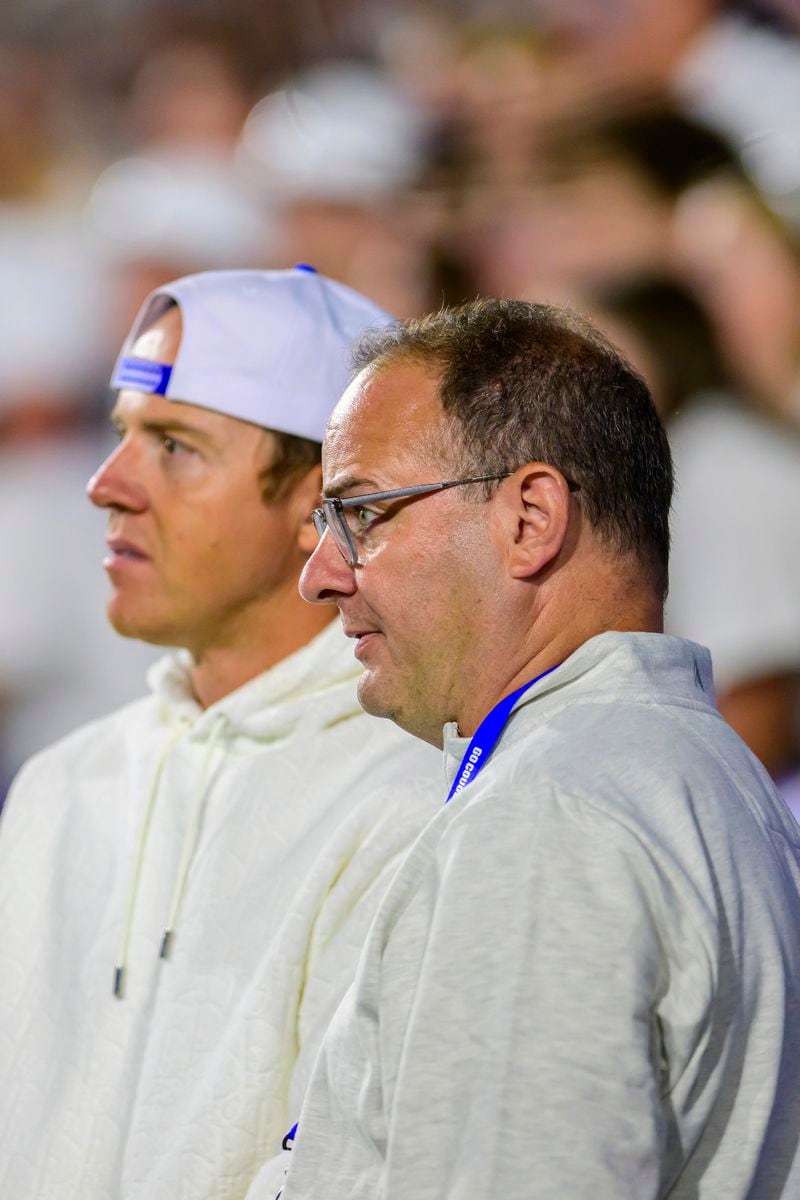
[287,776,439,1122]
[238,778,440,1200]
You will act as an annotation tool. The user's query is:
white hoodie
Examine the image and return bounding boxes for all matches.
[277,633,800,1200]
[0,619,442,1199]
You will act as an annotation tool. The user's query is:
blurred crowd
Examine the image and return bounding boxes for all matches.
[2,0,800,809]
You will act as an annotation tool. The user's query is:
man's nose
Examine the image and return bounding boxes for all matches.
[86,441,148,512]
[300,530,358,604]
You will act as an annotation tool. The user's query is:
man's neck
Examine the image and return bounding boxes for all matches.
[188,600,336,709]
[453,635,571,741]
[454,588,663,740]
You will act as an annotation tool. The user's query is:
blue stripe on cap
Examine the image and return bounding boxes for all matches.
[112,356,173,395]
[293,263,317,273]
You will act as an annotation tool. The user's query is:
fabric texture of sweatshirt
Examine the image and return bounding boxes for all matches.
[276,632,800,1200]
[0,619,442,1199]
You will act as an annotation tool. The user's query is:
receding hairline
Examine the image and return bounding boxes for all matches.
[341,349,459,476]
[350,342,448,389]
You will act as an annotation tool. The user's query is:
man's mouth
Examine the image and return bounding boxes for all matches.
[342,622,382,660]
[104,537,150,568]
[353,632,380,660]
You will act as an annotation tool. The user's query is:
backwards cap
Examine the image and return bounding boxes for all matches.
[111,267,393,441]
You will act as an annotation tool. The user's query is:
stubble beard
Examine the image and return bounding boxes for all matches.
[356,660,446,747]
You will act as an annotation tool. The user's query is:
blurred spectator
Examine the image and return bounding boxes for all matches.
[377,7,466,124]
[124,26,255,157]
[460,103,800,431]
[589,276,800,814]
[673,7,800,227]
[0,218,161,795]
[444,24,549,190]
[0,209,106,399]
[529,0,800,226]
[672,175,800,428]
[754,0,800,33]
[0,40,98,206]
[85,149,272,346]
[452,125,673,304]
[236,61,434,316]
[446,105,741,308]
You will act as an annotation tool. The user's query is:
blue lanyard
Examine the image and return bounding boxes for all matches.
[445,664,560,804]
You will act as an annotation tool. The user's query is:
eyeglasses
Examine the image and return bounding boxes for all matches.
[312,473,512,567]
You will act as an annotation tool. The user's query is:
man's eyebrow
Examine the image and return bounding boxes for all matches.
[142,418,216,444]
[323,476,380,499]
[110,412,217,446]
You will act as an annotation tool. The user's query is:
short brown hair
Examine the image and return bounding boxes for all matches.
[258,430,321,502]
[353,298,673,598]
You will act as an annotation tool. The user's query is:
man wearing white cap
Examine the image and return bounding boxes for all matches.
[0,267,440,1199]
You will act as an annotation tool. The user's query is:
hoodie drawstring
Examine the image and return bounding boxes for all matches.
[113,714,226,998]
[159,714,226,961]
[114,724,185,998]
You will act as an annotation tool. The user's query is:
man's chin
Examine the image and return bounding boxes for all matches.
[357,667,444,747]
[356,670,398,722]
[356,671,430,741]
[106,599,176,647]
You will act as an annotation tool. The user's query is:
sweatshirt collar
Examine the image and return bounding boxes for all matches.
[443,632,715,790]
[147,618,362,740]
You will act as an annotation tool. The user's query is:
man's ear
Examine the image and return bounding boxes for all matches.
[497,463,573,580]
[292,463,324,556]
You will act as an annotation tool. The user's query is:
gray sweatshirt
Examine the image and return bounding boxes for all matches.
[277,632,800,1200]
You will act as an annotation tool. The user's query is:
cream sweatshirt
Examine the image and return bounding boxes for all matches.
[0,620,441,1199]
[277,633,800,1200]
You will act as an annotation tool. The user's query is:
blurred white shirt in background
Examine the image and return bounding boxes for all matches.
[0,430,161,780]
[666,393,800,818]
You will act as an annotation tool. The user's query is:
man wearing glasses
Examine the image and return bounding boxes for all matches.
[274,298,800,1198]
[0,268,441,1199]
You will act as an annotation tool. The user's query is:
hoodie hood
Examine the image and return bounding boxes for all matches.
[147,618,363,746]
[114,618,364,997]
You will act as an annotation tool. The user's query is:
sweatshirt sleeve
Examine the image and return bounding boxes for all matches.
[377,783,673,1200]
[288,777,439,1121]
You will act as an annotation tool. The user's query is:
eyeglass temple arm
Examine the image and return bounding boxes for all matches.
[329,474,512,509]
[329,481,452,508]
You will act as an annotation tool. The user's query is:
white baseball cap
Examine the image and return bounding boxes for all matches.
[110,266,393,440]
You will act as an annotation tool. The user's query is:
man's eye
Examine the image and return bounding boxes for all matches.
[355,506,377,529]
[347,506,380,533]
[162,435,182,455]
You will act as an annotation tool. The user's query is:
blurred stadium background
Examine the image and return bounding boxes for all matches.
[1,0,799,811]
